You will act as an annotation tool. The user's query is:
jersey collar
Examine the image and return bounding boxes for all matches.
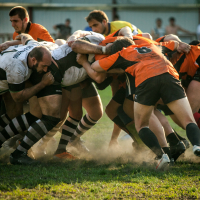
[25,21,31,33]
[106,22,111,36]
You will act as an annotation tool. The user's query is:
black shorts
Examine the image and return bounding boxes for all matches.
[156,104,174,115]
[135,73,186,106]
[62,83,80,91]
[125,73,136,97]
[82,83,98,98]
[36,84,62,98]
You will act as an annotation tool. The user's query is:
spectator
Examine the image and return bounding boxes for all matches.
[151,18,165,40]
[113,14,120,21]
[53,18,72,39]
[165,17,194,35]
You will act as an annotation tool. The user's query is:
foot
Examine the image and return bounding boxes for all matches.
[10,152,39,165]
[70,138,90,154]
[193,145,200,157]
[182,139,190,149]
[54,151,78,160]
[170,141,186,162]
[155,154,170,170]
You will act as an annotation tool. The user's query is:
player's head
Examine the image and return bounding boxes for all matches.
[65,18,71,26]
[85,10,109,34]
[9,6,29,34]
[169,17,175,25]
[156,18,162,27]
[29,46,52,73]
[111,37,135,54]
[189,40,200,46]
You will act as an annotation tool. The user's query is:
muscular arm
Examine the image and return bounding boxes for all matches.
[15,33,34,45]
[0,40,21,52]
[71,39,104,54]
[163,34,182,42]
[76,54,106,83]
[10,72,54,102]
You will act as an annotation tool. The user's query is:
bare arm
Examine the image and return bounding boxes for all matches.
[118,26,133,38]
[0,40,21,52]
[177,26,194,34]
[72,39,104,54]
[15,33,34,45]
[76,54,106,83]
[163,34,182,42]
[141,33,153,40]
[10,72,54,102]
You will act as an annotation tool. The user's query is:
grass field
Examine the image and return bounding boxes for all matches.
[0,87,200,199]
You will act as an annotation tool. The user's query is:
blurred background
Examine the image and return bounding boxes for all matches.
[0,0,199,43]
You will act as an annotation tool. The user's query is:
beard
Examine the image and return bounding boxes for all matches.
[16,22,25,34]
[101,24,107,35]
[32,62,39,72]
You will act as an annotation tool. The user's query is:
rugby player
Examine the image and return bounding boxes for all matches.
[76,37,200,169]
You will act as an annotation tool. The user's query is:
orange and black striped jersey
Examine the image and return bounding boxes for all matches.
[13,22,54,42]
[170,45,200,80]
[98,41,179,87]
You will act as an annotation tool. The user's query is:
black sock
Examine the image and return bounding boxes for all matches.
[11,149,24,157]
[56,116,79,154]
[186,123,200,146]
[166,132,180,146]
[173,129,186,141]
[162,147,172,159]
[138,127,163,157]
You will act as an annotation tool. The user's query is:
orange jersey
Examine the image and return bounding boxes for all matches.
[98,42,179,87]
[170,45,200,80]
[13,22,54,42]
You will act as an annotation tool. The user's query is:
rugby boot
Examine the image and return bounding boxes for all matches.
[170,141,186,162]
[10,152,39,165]
[182,139,190,149]
[155,154,170,170]
[193,145,200,157]
[70,138,90,154]
[54,151,78,160]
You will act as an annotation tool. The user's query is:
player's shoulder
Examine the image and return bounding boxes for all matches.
[31,23,48,31]
[111,21,131,25]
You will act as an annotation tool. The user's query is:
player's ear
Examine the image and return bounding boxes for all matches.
[102,19,107,25]
[24,17,29,23]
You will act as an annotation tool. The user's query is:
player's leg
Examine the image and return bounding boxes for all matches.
[70,83,103,143]
[10,85,62,164]
[55,85,83,158]
[160,73,200,157]
[186,80,200,113]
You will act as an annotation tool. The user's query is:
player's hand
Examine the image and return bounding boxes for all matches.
[67,35,77,47]
[177,42,191,54]
[76,53,88,65]
[41,72,54,86]
[0,42,9,52]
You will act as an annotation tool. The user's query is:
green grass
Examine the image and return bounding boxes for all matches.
[0,86,200,199]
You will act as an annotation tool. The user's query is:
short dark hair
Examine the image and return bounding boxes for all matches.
[169,17,175,21]
[29,46,46,62]
[111,37,134,54]
[189,40,200,45]
[66,18,70,22]
[156,18,162,22]
[9,6,29,20]
[85,10,109,23]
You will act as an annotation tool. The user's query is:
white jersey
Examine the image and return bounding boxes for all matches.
[51,32,105,87]
[0,40,40,92]
[0,40,59,92]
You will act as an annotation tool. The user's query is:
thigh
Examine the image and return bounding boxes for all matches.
[29,96,42,118]
[82,95,103,120]
[123,97,134,120]
[167,97,196,129]
[186,80,200,113]
[105,99,121,120]
[134,101,154,132]
[2,92,23,119]
[38,94,62,118]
